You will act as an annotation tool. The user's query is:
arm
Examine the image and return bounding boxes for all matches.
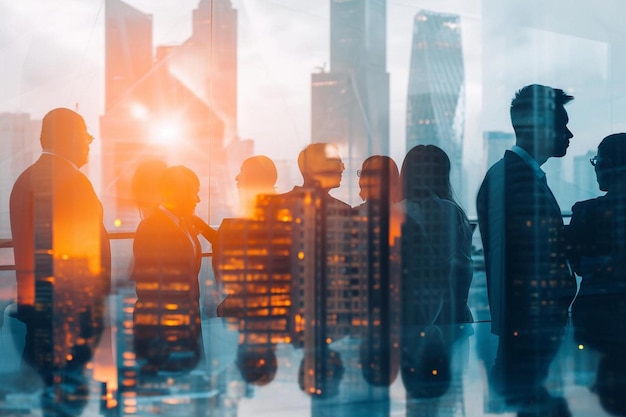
[189,215,217,244]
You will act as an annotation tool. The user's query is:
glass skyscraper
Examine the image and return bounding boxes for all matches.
[311,0,389,205]
[406,10,465,201]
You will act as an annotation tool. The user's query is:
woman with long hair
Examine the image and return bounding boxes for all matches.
[396,145,474,399]
[398,144,473,326]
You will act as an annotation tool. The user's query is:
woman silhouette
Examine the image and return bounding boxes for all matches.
[396,145,473,399]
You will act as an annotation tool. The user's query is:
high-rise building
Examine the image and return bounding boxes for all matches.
[100,0,243,229]
[483,131,514,170]
[574,150,601,202]
[311,0,390,206]
[406,10,465,200]
[0,113,41,236]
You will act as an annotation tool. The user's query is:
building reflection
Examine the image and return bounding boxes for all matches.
[212,181,404,415]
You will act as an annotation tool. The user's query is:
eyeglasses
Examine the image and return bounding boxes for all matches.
[589,155,605,167]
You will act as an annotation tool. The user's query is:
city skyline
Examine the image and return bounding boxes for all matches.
[0,0,620,219]
[100,0,242,228]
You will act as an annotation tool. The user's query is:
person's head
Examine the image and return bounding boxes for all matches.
[510,84,574,163]
[400,145,453,201]
[358,155,401,203]
[40,108,94,168]
[132,160,168,219]
[593,133,626,192]
[236,155,278,217]
[297,143,344,190]
[236,155,277,191]
[159,166,200,218]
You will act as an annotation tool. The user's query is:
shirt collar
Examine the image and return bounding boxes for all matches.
[41,151,80,172]
[510,145,546,182]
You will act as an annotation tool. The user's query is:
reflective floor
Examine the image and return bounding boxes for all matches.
[0,301,619,417]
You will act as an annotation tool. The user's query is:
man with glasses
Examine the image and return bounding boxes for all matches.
[476,85,577,413]
[9,108,110,412]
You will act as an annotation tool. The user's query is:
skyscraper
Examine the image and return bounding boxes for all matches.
[406,10,465,200]
[311,0,390,205]
[574,150,601,202]
[0,113,40,236]
[483,130,515,170]
[100,0,242,228]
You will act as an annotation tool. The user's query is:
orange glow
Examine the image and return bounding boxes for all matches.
[130,102,149,119]
[151,120,182,145]
[93,327,118,392]
[277,209,293,222]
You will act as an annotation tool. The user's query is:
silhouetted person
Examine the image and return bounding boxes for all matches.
[567,133,626,349]
[211,155,278,316]
[131,159,168,220]
[594,354,626,416]
[236,155,278,218]
[476,85,576,413]
[396,145,472,400]
[283,142,349,208]
[9,107,111,415]
[353,156,401,389]
[280,143,350,398]
[356,155,401,206]
[566,134,626,417]
[400,145,473,327]
[132,166,203,374]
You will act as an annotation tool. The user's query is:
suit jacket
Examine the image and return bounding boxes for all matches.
[9,153,111,370]
[476,150,575,335]
[566,194,626,293]
[10,153,111,310]
[132,207,202,302]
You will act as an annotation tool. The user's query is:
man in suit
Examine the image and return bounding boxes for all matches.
[132,165,203,373]
[476,85,577,410]
[10,108,111,409]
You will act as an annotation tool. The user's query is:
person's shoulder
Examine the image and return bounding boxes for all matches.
[328,195,350,210]
[479,158,506,186]
[10,164,34,194]
[137,209,173,231]
[571,195,608,214]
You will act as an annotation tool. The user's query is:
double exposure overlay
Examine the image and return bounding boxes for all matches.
[2,0,626,416]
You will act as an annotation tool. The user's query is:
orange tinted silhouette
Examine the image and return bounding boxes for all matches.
[358,155,401,203]
[131,159,168,220]
[132,166,203,374]
[235,155,277,218]
[9,108,110,412]
[297,143,345,190]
